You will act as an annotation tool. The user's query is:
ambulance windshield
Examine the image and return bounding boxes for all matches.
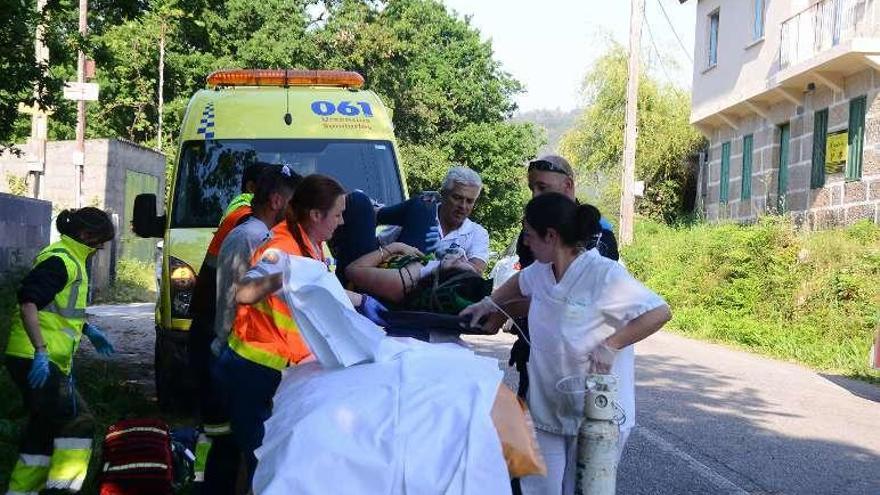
[172,139,405,228]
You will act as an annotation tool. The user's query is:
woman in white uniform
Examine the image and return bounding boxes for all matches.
[461,193,671,495]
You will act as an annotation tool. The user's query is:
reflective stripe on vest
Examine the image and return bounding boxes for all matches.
[228,221,322,369]
[5,236,91,375]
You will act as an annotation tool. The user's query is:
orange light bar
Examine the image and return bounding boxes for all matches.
[206,69,364,88]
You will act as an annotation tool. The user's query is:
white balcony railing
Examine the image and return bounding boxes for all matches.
[780,0,879,69]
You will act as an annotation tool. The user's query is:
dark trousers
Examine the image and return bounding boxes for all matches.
[216,346,282,486]
[5,355,94,493]
[6,356,94,455]
[332,191,435,286]
[191,346,240,495]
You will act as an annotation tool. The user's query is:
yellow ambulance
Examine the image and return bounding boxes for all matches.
[133,69,406,407]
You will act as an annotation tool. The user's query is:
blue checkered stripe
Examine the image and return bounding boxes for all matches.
[197,103,215,140]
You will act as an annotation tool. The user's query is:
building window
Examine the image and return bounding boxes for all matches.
[811,109,829,188]
[846,95,867,181]
[708,10,720,67]
[742,134,753,200]
[753,0,765,40]
[720,141,731,203]
[778,123,791,212]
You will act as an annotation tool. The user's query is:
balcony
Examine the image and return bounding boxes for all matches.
[780,0,879,69]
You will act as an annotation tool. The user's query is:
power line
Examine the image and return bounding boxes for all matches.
[656,0,693,64]
[644,12,675,83]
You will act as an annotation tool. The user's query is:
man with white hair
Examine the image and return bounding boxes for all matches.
[333,166,490,285]
[431,166,490,273]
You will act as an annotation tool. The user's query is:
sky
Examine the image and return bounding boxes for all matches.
[441,0,697,113]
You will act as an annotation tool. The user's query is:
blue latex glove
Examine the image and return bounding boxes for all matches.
[28,351,50,389]
[424,225,442,254]
[83,323,114,356]
[357,295,389,327]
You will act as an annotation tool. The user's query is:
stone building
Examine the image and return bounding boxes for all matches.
[686,0,880,227]
[0,138,165,296]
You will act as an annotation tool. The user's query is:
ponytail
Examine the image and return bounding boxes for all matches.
[523,193,602,248]
[56,207,115,246]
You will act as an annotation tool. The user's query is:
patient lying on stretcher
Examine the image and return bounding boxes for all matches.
[330,192,493,332]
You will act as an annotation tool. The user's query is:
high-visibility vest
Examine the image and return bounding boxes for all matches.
[6,235,93,375]
[202,202,252,270]
[228,221,322,370]
[221,193,253,223]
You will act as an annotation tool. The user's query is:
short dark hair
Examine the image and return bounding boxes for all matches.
[241,163,268,193]
[251,165,303,209]
[524,193,601,248]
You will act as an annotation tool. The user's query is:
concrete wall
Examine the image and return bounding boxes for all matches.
[691,0,799,122]
[0,193,52,279]
[0,139,165,296]
[703,68,880,227]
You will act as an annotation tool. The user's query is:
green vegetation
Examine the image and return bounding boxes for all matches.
[97,259,157,304]
[560,43,705,222]
[4,0,541,249]
[624,217,880,382]
[5,174,29,196]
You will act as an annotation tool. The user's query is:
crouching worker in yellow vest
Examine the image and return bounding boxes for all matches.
[4,207,116,494]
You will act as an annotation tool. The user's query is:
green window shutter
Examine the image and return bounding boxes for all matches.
[741,135,753,200]
[778,123,790,212]
[846,96,866,181]
[720,141,731,203]
[811,109,828,188]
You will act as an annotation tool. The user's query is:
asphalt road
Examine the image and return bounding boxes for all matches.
[463,331,880,495]
[86,304,880,494]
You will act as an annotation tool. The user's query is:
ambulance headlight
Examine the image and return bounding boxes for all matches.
[169,256,196,317]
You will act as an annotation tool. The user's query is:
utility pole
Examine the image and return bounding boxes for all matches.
[157,20,165,151]
[619,0,644,246]
[74,0,87,208]
[30,0,49,199]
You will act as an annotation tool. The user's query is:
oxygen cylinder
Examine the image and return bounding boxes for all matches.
[575,374,620,495]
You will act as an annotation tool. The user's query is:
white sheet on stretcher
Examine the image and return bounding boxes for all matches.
[252,254,510,495]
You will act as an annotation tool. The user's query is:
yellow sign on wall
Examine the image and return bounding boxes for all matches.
[825,130,847,174]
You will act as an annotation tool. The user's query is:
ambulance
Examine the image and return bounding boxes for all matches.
[132,69,406,407]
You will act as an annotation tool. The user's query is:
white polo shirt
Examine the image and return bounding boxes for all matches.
[435,217,490,262]
[378,217,490,263]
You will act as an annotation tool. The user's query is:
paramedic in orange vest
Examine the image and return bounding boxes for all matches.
[190,162,268,391]
[216,174,389,483]
[188,163,265,409]
[188,162,266,492]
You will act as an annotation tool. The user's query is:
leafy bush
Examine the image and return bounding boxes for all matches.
[98,259,157,304]
[0,271,26,490]
[624,218,880,382]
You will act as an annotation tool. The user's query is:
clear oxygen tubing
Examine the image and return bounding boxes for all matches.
[483,295,626,426]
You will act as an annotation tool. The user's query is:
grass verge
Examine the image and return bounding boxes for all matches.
[623,216,880,383]
[96,258,157,304]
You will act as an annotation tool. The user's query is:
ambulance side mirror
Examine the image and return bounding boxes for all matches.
[132,193,166,238]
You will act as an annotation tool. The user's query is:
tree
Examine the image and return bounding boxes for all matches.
[559,43,704,222]
[0,0,67,152]
[3,0,541,248]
